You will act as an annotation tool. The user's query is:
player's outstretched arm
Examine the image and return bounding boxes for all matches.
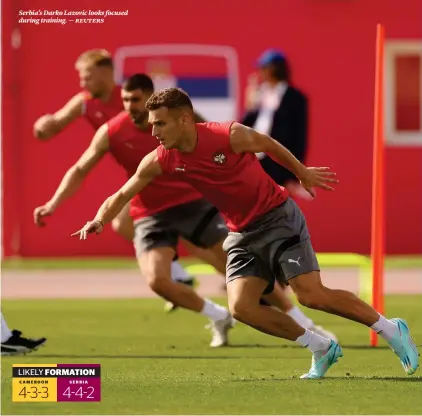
[33,124,109,226]
[71,150,163,240]
[33,92,85,140]
[229,122,338,198]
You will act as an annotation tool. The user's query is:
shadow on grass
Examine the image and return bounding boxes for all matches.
[7,343,397,360]
[226,344,391,350]
[19,353,305,360]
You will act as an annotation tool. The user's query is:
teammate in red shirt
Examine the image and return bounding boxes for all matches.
[32,49,227,294]
[74,87,418,378]
[32,49,133,238]
[33,49,121,139]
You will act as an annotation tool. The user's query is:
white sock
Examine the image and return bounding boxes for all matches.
[201,299,229,321]
[371,314,398,342]
[296,329,331,359]
[171,261,192,283]
[286,306,314,329]
[1,312,13,343]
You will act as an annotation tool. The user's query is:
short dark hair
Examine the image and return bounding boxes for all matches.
[122,74,154,93]
[145,88,193,112]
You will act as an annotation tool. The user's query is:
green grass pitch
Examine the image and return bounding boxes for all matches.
[1,295,421,415]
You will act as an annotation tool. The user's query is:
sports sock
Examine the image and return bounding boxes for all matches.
[371,314,399,342]
[286,306,314,329]
[171,261,192,283]
[201,299,229,321]
[296,329,331,360]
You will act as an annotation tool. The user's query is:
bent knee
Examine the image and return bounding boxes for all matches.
[296,290,328,310]
[228,297,256,322]
[146,273,172,294]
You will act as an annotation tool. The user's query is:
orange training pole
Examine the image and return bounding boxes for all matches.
[370,24,386,347]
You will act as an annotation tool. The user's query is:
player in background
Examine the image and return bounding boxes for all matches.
[32,49,224,301]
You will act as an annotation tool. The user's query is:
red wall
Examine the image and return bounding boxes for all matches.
[3,0,422,257]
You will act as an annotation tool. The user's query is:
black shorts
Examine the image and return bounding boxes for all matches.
[223,198,320,294]
[133,198,228,257]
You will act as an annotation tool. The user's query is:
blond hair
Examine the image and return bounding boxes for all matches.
[75,49,113,69]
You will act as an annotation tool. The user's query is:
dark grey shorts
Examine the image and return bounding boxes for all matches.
[223,198,320,294]
[133,198,228,257]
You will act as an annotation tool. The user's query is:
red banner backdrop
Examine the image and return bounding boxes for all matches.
[2,0,422,257]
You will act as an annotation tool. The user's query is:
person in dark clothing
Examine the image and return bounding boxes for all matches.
[242,49,311,199]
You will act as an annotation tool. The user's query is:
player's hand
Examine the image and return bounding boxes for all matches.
[299,167,339,198]
[33,203,55,227]
[33,114,56,140]
[71,220,104,240]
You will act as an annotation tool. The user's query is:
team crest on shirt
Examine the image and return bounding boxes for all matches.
[213,152,227,165]
[174,164,186,172]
